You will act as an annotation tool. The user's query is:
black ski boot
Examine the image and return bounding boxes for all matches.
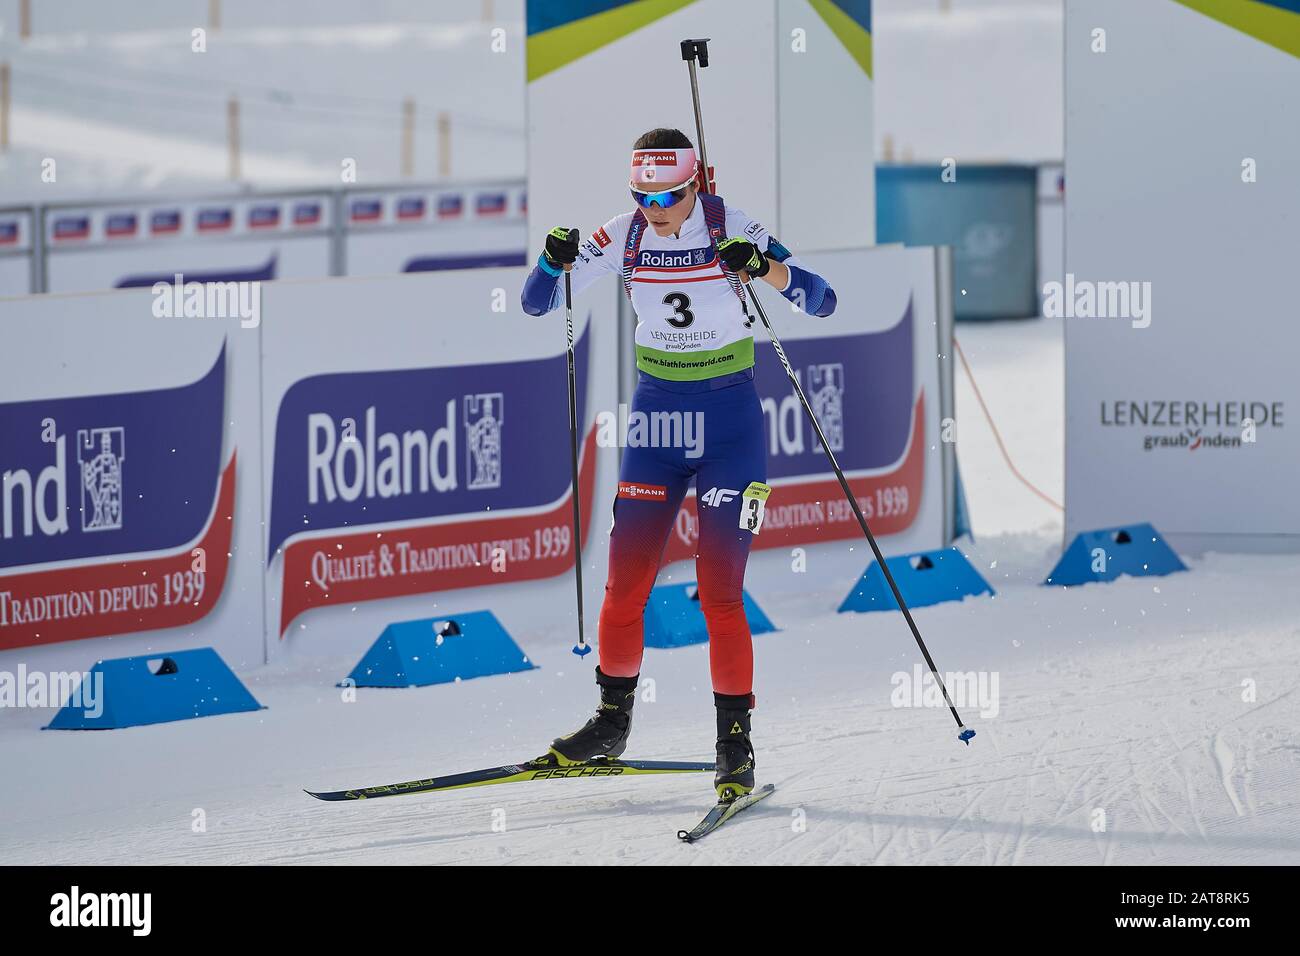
[547,667,637,766]
[714,692,756,801]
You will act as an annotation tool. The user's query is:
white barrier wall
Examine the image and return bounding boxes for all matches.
[41,194,335,293]
[31,184,531,295]
[0,210,34,297]
[0,289,265,674]
[40,194,336,294]
[1064,0,1300,551]
[259,269,621,662]
[1,244,946,675]
[341,182,527,276]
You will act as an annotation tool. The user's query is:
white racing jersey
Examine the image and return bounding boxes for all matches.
[563,197,795,382]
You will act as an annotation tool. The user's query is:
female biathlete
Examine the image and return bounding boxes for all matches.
[521,128,837,800]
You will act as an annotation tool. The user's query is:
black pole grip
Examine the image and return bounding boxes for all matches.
[680,38,710,67]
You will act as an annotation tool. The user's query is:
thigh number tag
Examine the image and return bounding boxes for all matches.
[739,482,771,533]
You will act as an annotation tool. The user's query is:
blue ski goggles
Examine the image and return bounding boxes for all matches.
[630,181,694,209]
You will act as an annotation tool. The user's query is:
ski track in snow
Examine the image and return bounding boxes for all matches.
[3,318,1300,865]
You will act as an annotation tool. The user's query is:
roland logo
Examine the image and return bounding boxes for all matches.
[2,426,129,540]
[307,404,457,505]
[1,434,69,541]
[641,250,698,269]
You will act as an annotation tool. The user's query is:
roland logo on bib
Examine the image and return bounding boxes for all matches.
[640,248,710,268]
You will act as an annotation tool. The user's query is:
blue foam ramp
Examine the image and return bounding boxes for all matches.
[1044,523,1186,587]
[838,547,994,614]
[643,582,777,649]
[44,647,263,730]
[345,610,536,687]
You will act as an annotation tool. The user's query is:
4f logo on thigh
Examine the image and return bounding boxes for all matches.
[699,486,739,508]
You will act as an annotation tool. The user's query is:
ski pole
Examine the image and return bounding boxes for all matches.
[680,38,712,193]
[744,277,974,745]
[563,232,590,658]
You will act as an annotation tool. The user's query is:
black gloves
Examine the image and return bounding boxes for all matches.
[717,236,770,278]
[543,226,579,272]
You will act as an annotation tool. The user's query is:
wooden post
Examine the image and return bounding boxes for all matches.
[482,0,493,22]
[210,0,221,31]
[227,95,241,181]
[0,63,9,152]
[0,64,9,152]
[401,97,415,178]
[19,0,31,40]
[437,110,451,178]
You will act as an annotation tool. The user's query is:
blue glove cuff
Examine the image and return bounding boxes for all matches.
[537,252,563,277]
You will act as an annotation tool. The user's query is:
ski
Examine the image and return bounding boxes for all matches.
[677,783,775,843]
[305,756,713,802]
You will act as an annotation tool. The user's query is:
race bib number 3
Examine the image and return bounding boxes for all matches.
[739,481,771,533]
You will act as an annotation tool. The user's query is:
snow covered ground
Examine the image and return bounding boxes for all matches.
[3,314,1298,866]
